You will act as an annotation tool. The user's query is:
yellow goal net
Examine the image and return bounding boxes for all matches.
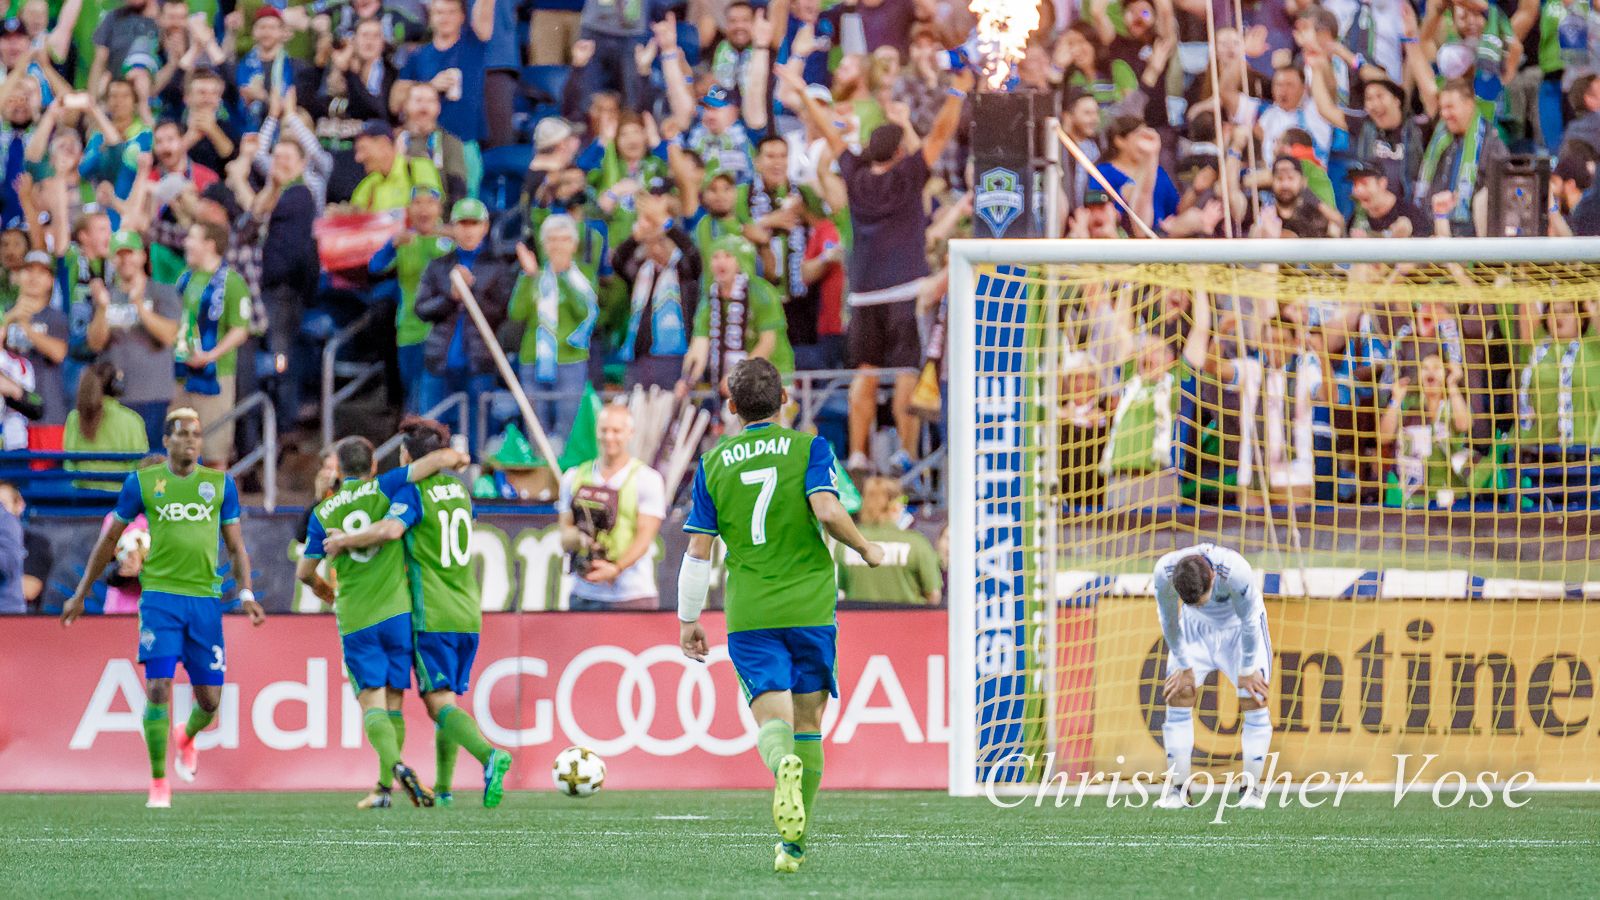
[947,238,1600,796]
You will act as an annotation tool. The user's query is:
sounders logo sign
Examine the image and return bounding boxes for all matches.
[976,167,1024,237]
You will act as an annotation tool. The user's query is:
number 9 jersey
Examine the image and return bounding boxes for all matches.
[683,423,840,633]
[384,471,481,634]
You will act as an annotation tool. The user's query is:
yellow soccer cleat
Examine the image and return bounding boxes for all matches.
[773,842,804,873]
[772,754,806,843]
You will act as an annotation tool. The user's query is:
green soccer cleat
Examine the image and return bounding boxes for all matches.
[773,754,806,844]
[392,764,435,808]
[434,792,453,808]
[773,842,804,873]
[482,749,512,808]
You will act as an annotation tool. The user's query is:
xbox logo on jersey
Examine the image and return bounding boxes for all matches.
[154,501,215,522]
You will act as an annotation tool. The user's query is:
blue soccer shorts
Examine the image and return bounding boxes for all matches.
[726,625,838,703]
[414,631,480,696]
[138,591,227,686]
[342,612,414,692]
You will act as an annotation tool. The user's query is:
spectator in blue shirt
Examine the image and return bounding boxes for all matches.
[394,0,496,148]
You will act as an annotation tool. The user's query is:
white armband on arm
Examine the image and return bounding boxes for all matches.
[677,555,712,622]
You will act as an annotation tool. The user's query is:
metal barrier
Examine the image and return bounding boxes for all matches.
[787,367,919,433]
[205,391,278,511]
[374,392,469,465]
[320,312,384,449]
[467,367,927,463]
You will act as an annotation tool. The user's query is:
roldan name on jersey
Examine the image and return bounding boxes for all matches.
[720,436,792,467]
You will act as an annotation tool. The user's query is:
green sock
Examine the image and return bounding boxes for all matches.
[363,709,401,788]
[184,704,215,740]
[756,719,795,775]
[435,726,458,794]
[794,731,824,848]
[142,702,169,779]
[387,710,406,755]
[436,705,494,765]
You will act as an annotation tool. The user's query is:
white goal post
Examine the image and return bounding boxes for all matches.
[946,237,1600,798]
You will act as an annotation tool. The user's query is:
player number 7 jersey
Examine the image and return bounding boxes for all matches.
[684,423,840,633]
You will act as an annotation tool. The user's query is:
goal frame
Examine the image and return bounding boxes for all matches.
[946,236,1600,797]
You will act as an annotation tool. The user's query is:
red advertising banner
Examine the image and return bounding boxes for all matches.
[0,612,948,792]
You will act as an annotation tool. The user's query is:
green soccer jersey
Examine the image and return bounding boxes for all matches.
[114,463,241,598]
[306,476,411,635]
[380,233,453,347]
[179,265,252,377]
[834,521,942,605]
[386,472,481,633]
[684,424,839,632]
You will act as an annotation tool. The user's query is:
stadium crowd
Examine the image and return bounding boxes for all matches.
[0,0,1593,530]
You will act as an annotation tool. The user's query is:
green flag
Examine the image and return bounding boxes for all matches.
[557,383,602,470]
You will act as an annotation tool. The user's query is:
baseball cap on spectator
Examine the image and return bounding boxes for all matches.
[22,250,51,270]
[110,231,143,254]
[411,185,442,201]
[862,124,904,164]
[708,234,756,273]
[1554,152,1594,192]
[644,175,674,196]
[702,167,738,190]
[254,6,282,20]
[1083,187,1113,206]
[1343,161,1386,182]
[534,118,574,152]
[1272,154,1302,173]
[360,120,394,140]
[702,86,733,109]
[451,198,488,222]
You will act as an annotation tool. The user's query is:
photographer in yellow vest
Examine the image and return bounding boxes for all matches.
[558,404,667,610]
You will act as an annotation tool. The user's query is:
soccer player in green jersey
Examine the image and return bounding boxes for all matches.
[297,436,469,809]
[677,358,884,873]
[322,417,513,808]
[61,408,265,809]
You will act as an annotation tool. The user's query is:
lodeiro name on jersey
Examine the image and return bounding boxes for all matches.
[721,436,792,467]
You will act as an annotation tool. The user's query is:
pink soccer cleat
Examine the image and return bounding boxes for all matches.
[173,733,199,783]
[146,777,171,808]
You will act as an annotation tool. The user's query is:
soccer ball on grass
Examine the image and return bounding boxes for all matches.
[552,746,606,798]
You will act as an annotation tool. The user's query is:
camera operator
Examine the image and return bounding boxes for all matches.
[558,404,666,610]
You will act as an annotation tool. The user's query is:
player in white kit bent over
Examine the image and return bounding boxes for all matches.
[1152,544,1273,809]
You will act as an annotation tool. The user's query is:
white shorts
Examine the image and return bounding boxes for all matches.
[1165,610,1273,697]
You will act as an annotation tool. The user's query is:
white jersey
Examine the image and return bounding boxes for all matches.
[1153,544,1266,676]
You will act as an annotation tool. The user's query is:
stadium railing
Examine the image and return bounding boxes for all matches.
[208,391,278,512]
[0,450,146,511]
[374,392,470,467]
[321,311,384,449]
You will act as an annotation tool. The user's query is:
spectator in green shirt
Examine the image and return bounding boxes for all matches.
[370,186,453,412]
[64,359,149,490]
[835,477,941,605]
[510,213,597,458]
[173,220,251,468]
[351,119,443,212]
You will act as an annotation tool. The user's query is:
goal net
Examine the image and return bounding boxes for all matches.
[947,237,1600,797]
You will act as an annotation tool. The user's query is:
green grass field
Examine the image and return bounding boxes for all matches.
[2,789,1595,899]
